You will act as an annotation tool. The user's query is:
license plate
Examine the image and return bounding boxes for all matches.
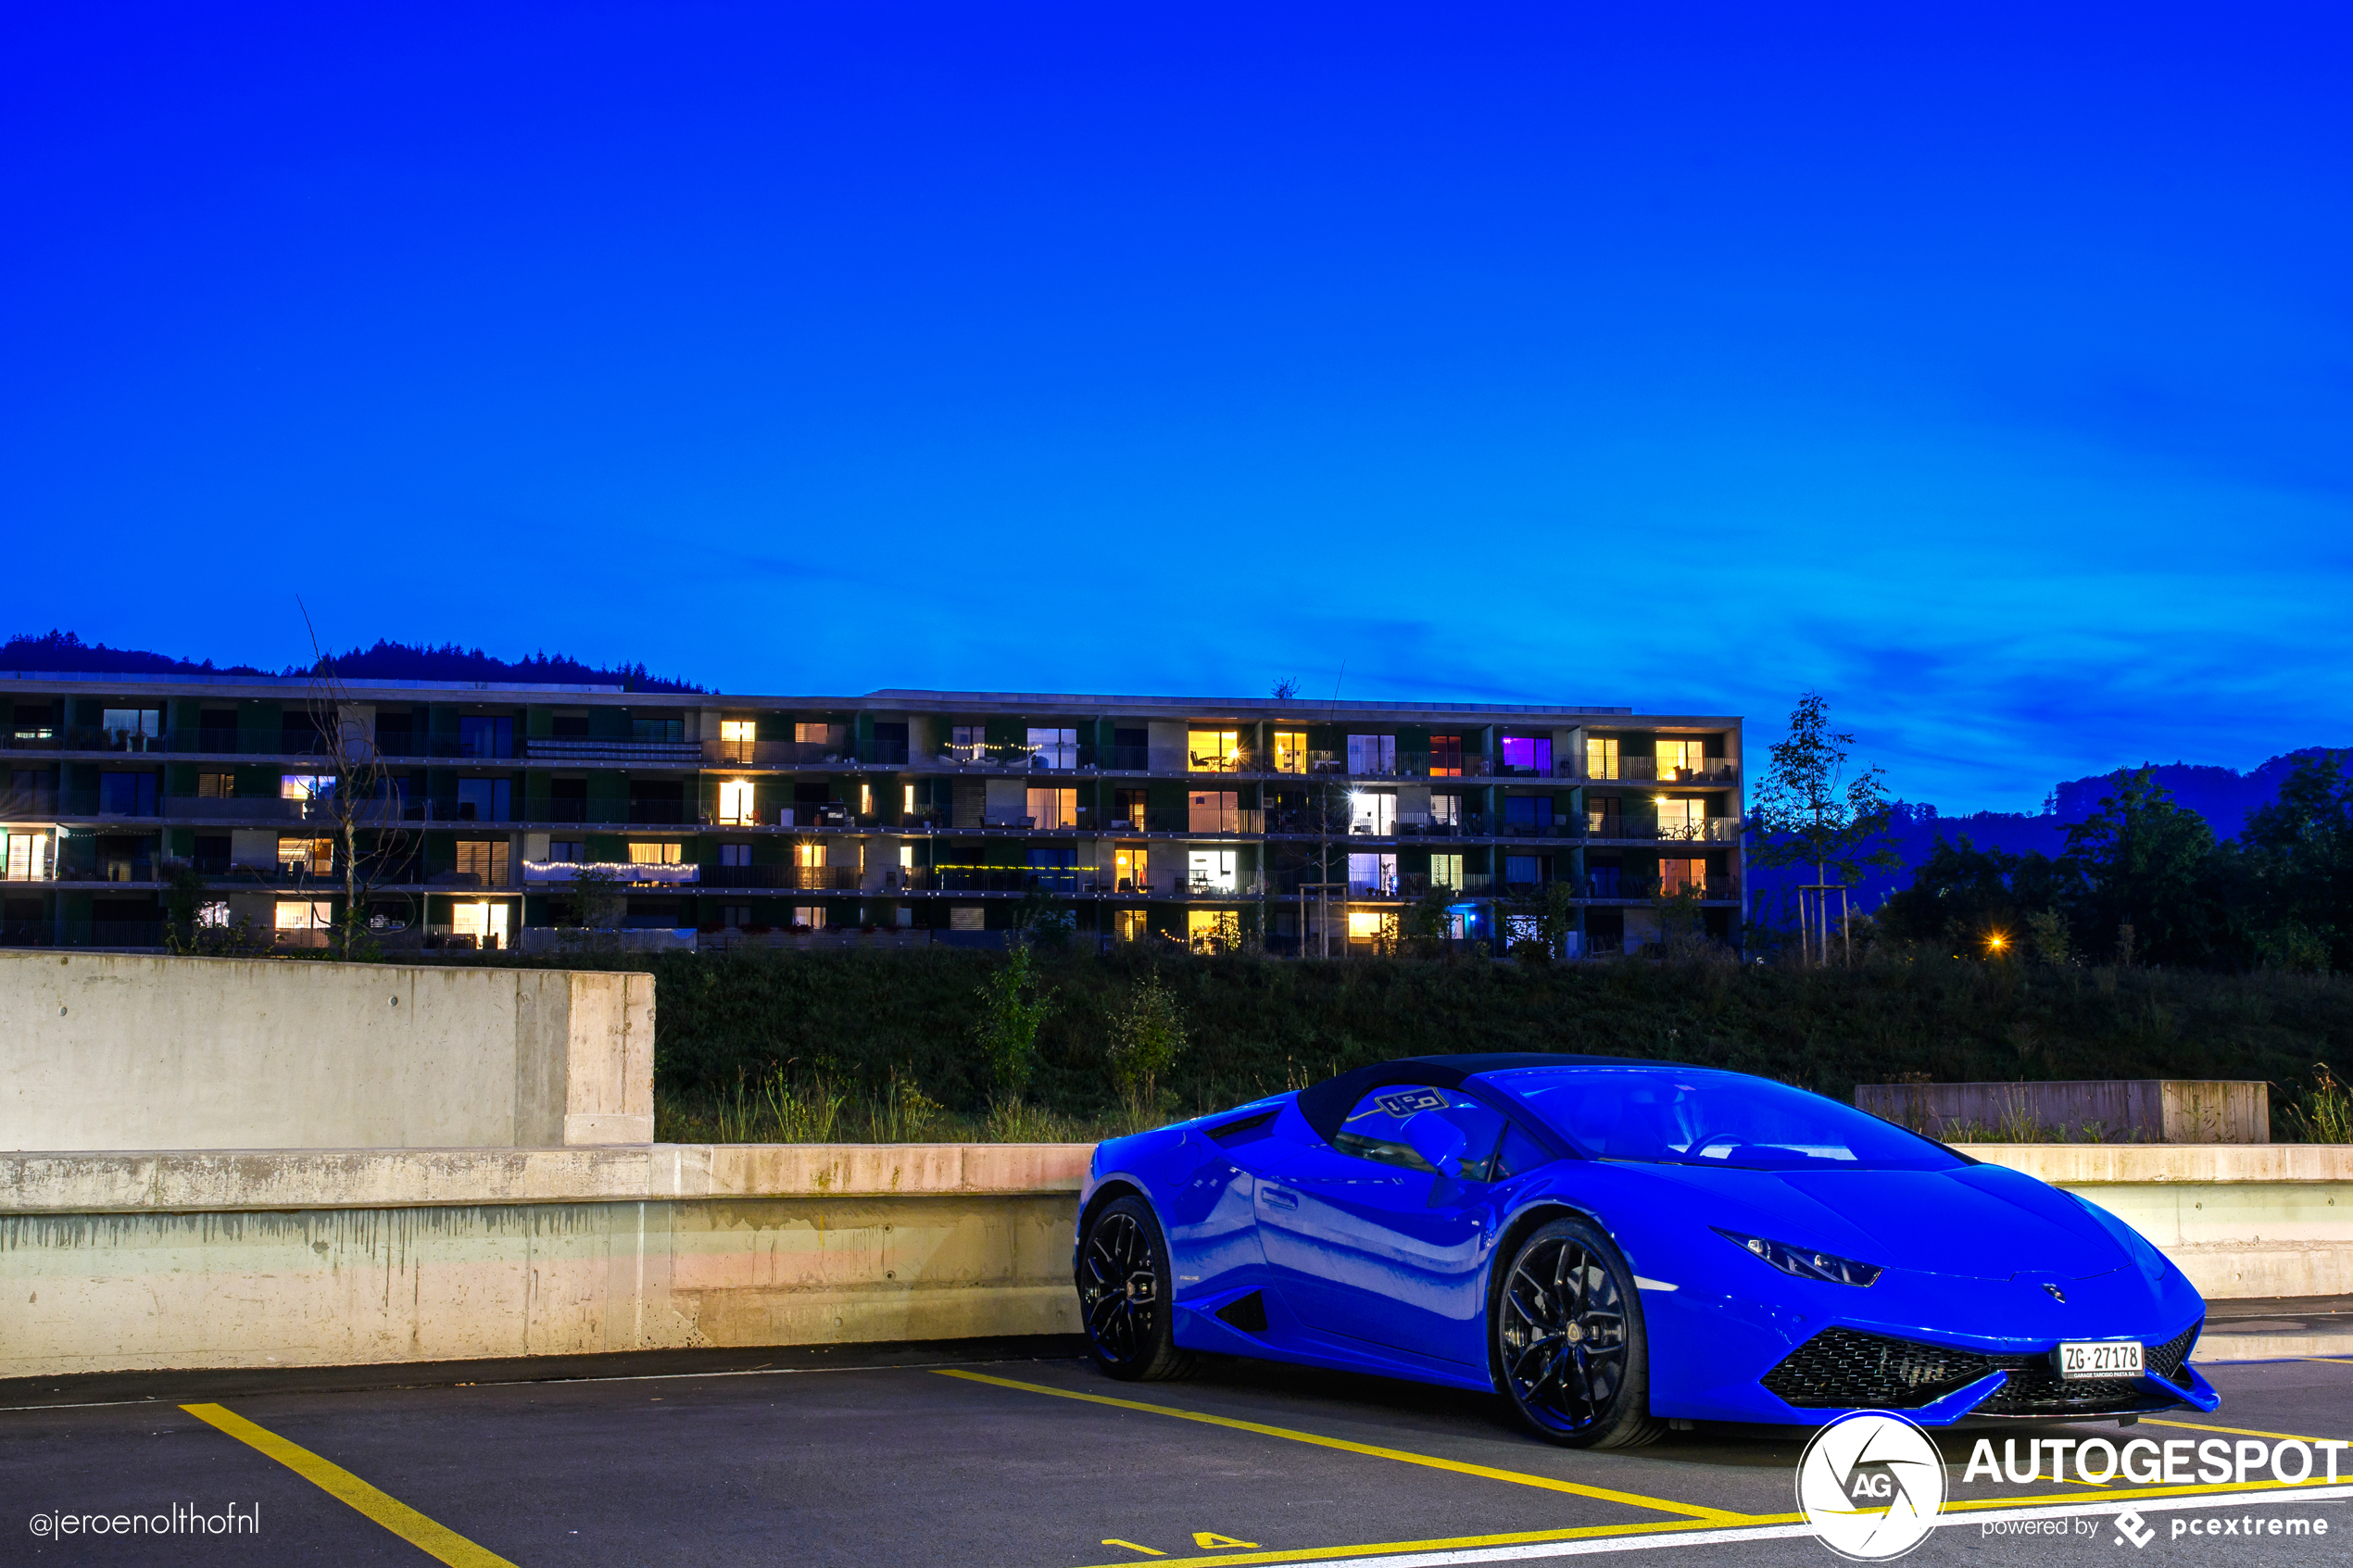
[2056,1339,2145,1380]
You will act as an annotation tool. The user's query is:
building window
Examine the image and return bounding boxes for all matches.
[1586,736,1619,780]
[628,841,683,865]
[631,717,684,744]
[1026,848,1076,892]
[196,900,230,928]
[1187,729,1239,772]
[196,771,235,798]
[548,840,584,862]
[1114,789,1147,830]
[719,843,753,868]
[1114,846,1149,894]
[1504,796,1555,834]
[1189,790,1240,833]
[1027,728,1077,770]
[456,840,510,887]
[949,725,986,763]
[1657,738,1704,777]
[276,899,333,931]
[1188,909,1239,951]
[456,777,511,822]
[1350,790,1396,835]
[948,907,983,932]
[720,905,751,929]
[1271,730,1309,774]
[796,721,845,749]
[1505,855,1541,887]
[279,835,333,874]
[1027,787,1078,830]
[1500,736,1553,775]
[1114,909,1146,943]
[1655,797,1705,841]
[793,905,830,931]
[98,771,158,816]
[718,780,757,825]
[459,716,514,759]
[101,708,161,749]
[795,843,826,869]
[1347,852,1397,897]
[1429,853,1463,891]
[1588,864,1623,898]
[448,900,510,947]
[1187,847,1237,893]
[1,829,52,881]
[1428,794,1461,828]
[902,784,916,815]
[1428,734,1463,777]
[718,719,757,761]
[1345,734,1395,776]
[1659,858,1706,896]
[860,783,874,817]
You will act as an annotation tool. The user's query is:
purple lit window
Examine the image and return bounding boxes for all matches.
[1500,736,1553,774]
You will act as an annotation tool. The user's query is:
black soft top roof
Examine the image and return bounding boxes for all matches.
[1293,1052,1670,1144]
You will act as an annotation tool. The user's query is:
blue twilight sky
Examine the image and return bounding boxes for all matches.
[4,4,2349,812]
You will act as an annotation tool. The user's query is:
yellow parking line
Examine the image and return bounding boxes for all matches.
[934,1370,1750,1523]
[180,1403,518,1568]
[1069,1514,1803,1568]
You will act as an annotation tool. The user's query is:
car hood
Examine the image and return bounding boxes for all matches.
[1617,1160,2132,1281]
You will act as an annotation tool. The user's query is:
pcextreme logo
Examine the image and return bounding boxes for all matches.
[1795,1411,1949,1562]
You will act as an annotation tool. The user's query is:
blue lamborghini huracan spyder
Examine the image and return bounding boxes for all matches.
[1073,1054,2219,1447]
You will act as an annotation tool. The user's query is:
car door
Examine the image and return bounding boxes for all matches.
[1254,1085,1510,1368]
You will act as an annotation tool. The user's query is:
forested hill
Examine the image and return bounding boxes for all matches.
[1753,750,2347,920]
[0,631,702,693]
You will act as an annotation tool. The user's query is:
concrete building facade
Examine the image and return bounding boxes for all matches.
[0,672,1743,955]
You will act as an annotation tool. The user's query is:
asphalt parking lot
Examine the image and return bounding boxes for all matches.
[4,1340,2348,1568]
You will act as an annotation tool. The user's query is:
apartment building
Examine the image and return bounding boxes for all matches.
[0,674,1743,955]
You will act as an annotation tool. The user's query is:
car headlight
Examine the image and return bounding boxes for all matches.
[1714,1227,1882,1287]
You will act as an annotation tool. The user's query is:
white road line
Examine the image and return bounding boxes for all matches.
[1234,1486,2353,1567]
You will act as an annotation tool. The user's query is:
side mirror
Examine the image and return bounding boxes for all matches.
[1401,1114,1468,1179]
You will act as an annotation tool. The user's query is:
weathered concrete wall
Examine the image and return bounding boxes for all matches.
[0,1145,1087,1376]
[2,1140,2343,1377]
[1960,1144,2353,1299]
[1861,1080,2271,1144]
[0,953,653,1151]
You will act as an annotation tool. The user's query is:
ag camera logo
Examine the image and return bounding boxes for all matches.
[1796,1411,1948,1561]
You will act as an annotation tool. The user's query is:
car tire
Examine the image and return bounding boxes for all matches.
[1077,1196,1194,1382]
[1491,1215,1666,1449]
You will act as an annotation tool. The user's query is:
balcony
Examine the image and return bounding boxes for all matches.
[1584,874,1743,903]
[1584,816,1743,845]
[522,859,703,887]
[1580,757,1738,784]
[526,737,698,766]
[697,864,864,890]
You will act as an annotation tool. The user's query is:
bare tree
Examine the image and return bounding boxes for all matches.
[299,607,418,959]
[1746,691,1898,966]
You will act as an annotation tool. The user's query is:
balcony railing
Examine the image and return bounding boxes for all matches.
[1585,816,1743,844]
[521,859,703,886]
[1579,757,1737,784]
[1586,874,1743,902]
[525,737,699,766]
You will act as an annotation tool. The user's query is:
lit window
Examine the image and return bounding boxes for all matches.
[1187,730,1239,772]
[196,772,234,798]
[1499,736,1553,775]
[278,835,333,872]
[197,900,230,928]
[1660,858,1706,896]
[1188,909,1239,950]
[796,843,827,869]
[1586,736,1619,780]
[275,900,333,931]
[721,719,756,743]
[281,774,332,802]
[1114,847,1149,892]
[718,780,757,825]
[456,840,510,887]
[1114,909,1146,943]
[1027,787,1078,829]
[1186,847,1237,892]
[1428,734,1463,778]
[1273,730,1309,774]
[1345,734,1395,776]
[902,784,915,813]
[1428,853,1463,891]
[547,840,583,862]
[1657,739,1704,776]
[1347,910,1395,941]
[627,841,683,865]
[1348,852,1396,896]
[793,905,829,930]
[1027,728,1077,770]
[860,784,874,816]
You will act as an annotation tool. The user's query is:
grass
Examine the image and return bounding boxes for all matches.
[445,945,2353,1144]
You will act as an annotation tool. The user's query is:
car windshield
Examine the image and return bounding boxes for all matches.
[1491,1068,1962,1172]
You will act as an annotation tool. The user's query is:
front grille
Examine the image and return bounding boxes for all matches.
[1762,1320,2201,1415]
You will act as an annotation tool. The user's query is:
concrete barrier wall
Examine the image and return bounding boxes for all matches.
[1860,1080,2271,1144]
[0,953,653,1151]
[0,1145,1088,1377]
[1957,1144,2353,1300]
[1,1140,2345,1378]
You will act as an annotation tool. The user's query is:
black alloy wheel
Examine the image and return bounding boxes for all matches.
[1077,1196,1193,1381]
[1492,1215,1664,1448]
